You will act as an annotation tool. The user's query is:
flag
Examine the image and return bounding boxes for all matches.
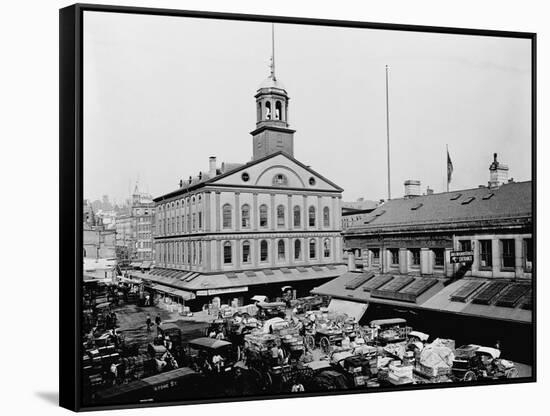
[447,148,454,184]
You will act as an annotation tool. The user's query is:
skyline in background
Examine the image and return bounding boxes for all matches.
[83,12,532,204]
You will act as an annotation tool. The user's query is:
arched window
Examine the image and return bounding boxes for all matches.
[259,204,268,228]
[323,207,330,227]
[242,241,251,263]
[223,241,232,264]
[257,102,262,121]
[292,206,300,227]
[294,239,301,260]
[309,206,316,227]
[260,240,269,262]
[324,238,331,258]
[278,239,285,260]
[222,204,232,228]
[275,101,282,120]
[277,205,285,227]
[309,238,317,259]
[265,101,271,120]
[241,204,250,228]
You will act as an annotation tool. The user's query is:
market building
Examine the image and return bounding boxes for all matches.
[312,154,533,362]
[134,52,346,308]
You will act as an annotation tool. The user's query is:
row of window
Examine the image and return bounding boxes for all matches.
[157,241,203,266]
[357,238,533,271]
[461,238,533,270]
[160,212,203,235]
[223,238,332,265]
[222,204,331,229]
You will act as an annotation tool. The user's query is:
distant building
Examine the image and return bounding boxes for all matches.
[114,185,156,263]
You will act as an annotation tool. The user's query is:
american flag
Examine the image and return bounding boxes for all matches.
[447,148,454,184]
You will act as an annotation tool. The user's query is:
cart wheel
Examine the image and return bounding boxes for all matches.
[320,337,331,353]
[463,371,477,382]
[506,368,519,378]
[304,335,315,351]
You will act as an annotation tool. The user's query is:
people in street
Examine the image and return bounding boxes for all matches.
[146,315,152,332]
[145,294,151,306]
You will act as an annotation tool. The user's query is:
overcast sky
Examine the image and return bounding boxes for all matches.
[83,11,532,205]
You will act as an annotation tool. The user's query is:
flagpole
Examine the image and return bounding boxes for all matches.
[385,65,391,200]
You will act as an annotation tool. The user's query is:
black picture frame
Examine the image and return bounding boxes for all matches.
[60,3,537,411]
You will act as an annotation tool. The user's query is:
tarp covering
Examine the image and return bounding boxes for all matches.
[327,298,368,322]
[419,341,455,369]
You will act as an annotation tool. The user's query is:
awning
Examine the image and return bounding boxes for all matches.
[327,298,368,322]
[150,284,195,300]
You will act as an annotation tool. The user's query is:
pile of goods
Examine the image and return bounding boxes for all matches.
[387,360,414,385]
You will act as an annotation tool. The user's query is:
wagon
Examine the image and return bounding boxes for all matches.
[451,345,518,381]
[256,302,287,320]
[369,318,412,345]
[304,327,344,353]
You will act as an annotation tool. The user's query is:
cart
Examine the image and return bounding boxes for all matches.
[452,346,518,381]
[305,327,344,353]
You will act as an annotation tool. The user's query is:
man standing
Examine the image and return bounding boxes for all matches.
[146,314,152,332]
[155,314,162,327]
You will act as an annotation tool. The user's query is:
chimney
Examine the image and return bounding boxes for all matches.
[404,180,421,198]
[209,156,217,178]
[488,153,509,189]
[426,186,434,195]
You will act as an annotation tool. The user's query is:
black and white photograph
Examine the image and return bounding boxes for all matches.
[60,3,535,411]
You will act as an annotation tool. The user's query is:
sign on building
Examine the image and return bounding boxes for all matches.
[450,250,474,264]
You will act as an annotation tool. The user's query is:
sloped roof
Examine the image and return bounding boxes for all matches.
[345,181,531,234]
[154,151,343,202]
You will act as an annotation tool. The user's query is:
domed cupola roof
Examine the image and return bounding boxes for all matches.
[258,75,286,92]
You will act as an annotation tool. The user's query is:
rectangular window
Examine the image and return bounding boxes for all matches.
[524,238,533,271]
[410,248,420,266]
[501,239,515,268]
[479,239,492,268]
[372,248,380,265]
[198,212,202,229]
[242,244,251,263]
[390,249,399,266]
[434,248,445,267]
[459,240,472,252]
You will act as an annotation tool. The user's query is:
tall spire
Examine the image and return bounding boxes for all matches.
[270,23,276,81]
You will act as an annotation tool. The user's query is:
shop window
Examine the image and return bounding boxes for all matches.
[390,249,399,266]
[434,248,445,267]
[501,239,515,268]
[479,240,492,268]
[410,248,420,266]
[459,240,472,251]
[372,248,380,264]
